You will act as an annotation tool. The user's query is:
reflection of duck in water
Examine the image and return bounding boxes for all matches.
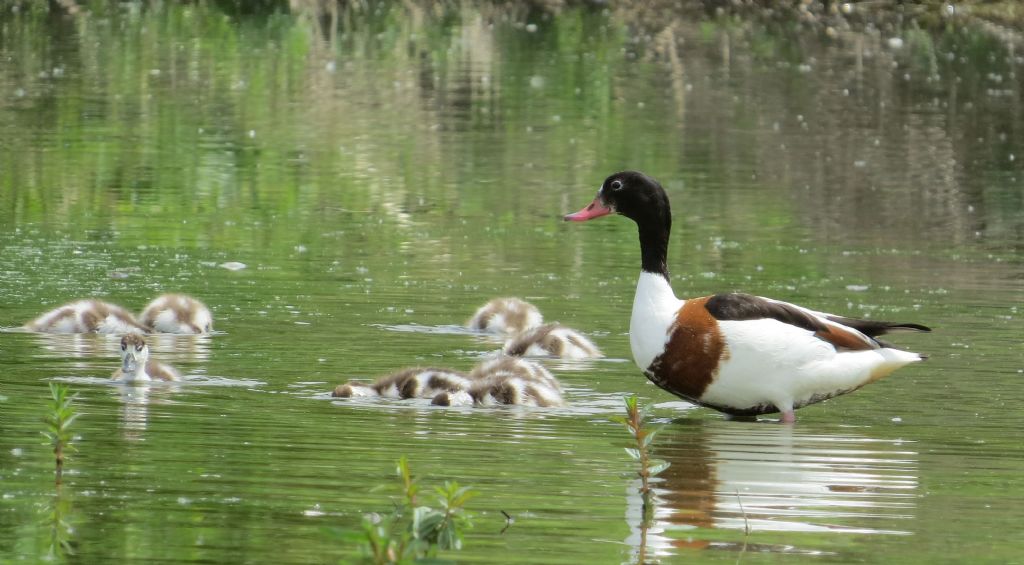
[24,299,147,334]
[139,293,214,334]
[467,297,543,335]
[431,356,565,407]
[624,420,918,558]
[112,334,179,383]
[566,171,931,422]
[332,368,472,399]
[503,323,603,359]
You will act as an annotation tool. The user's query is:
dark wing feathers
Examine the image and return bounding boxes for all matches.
[704,293,928,351]
[823,315,931,336]
[704,293,828,333]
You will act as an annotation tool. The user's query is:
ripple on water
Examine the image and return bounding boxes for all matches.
[631,420,919,558]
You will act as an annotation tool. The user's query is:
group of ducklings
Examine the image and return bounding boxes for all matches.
[23,293,213,384]
[23,294,601,408]
[331,297,602,407]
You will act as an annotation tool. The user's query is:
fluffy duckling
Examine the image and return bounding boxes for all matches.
[139,293,213,334]
[25,299,147,334]
[503,323,603,359]
[432,356,565,407]
[111,334,179,383]
[467,297,543,335]
[332,367,472,399]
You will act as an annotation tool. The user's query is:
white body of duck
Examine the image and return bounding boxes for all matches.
[467,297,543,335]
[140,293,213,334]
[25,299,147,334]
[566,171,930,422]
[332,367,472,399]
[432,356,565,407]
[503,323,603,359]
[112,334,179,384]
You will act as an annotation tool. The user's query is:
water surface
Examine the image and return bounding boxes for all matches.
[1,2,1022,563]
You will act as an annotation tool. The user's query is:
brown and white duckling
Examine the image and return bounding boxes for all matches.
[467,297,543,335]
[25,299,147,334]
[432,356,565,407]
[332,367,472,399]
[139,293,213,334]
[111,334,179,383]
[503,323,603,359]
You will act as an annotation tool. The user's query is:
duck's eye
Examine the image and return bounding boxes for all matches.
[121,343,127,350]
[610,180,623,191]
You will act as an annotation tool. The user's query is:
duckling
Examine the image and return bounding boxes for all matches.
[467,297,543,335]
[111,334,179,383]
[332,367,472,399]
[139,293,213,334]
[25,299,147,334]
[432,356,565,407]
[503,323,603,359]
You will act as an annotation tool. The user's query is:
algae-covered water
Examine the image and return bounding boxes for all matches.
[1,2,1022,562]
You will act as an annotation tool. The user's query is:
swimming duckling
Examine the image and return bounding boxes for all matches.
[139,293,213,334]
[332,367,472,399]
[112,334,179,383]
[25,299,147,334]
[503,323,603,359]
[432,356,565,407]
[467,297,543,335]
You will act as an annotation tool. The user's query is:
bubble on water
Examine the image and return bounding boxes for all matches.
[10,448,22,457]
[525,23,537,33]
[887,37,904,49]
[219,261,247,271]
[891,417,902,423]
[846,285,870,292]
[529,75,545,89]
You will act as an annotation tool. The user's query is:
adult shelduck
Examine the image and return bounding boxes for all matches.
[112,334,179,383]
[564,171,930,422]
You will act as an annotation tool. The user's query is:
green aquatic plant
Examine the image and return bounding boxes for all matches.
[612,395,670,565]
[42,383,79,485]
[341,456,476,564]
[43,487,75,559]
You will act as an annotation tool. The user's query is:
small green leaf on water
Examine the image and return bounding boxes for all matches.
[624,447,641,460]
[648,460,671,476]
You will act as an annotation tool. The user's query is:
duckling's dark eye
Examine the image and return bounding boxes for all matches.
[136,345,144,352]
[121,342,127,350]
[610,180,623,191]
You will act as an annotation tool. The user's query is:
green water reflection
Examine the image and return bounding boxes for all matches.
[1,2,1022,563]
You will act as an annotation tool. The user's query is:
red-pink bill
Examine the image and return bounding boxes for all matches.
[563,197,612,221]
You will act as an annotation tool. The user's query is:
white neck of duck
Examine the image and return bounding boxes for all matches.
[630,271,683,371]
[122,358,152,382]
